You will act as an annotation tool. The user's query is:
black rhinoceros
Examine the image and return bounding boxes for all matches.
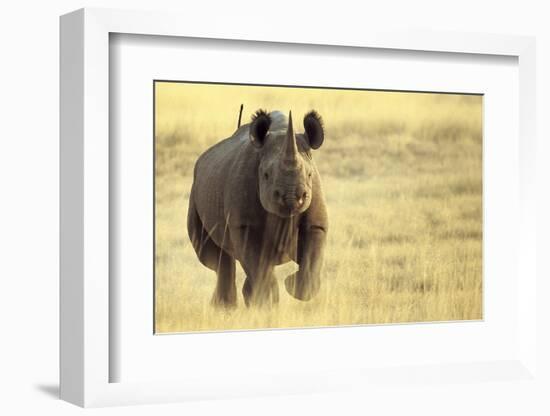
[187,109,328,307]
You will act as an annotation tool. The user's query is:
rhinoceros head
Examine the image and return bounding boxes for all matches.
[249,109,324,218]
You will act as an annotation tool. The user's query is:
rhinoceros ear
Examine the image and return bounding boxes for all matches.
[249,109,271,148]
[303,110,324,149]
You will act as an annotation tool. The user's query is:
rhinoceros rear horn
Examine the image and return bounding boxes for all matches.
[249,109,271,148]
[303,110,324,149]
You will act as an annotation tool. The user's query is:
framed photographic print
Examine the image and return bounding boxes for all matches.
[153,81,483,334]
[60,8,538,408]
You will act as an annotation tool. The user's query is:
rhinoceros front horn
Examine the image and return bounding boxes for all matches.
[281,111,299,166]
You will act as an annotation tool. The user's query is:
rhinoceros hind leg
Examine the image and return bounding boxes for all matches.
[211,250,237,308]
[187,201,236,307]
[242,278,253,308]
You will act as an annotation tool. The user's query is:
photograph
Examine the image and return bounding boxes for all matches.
[154,81,483,333]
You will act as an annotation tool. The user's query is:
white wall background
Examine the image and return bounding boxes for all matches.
[0,1,548,415]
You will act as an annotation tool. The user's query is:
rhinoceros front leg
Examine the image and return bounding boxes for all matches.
[242,268,278,307]
[285,225,326,301]
[231,226,278,307]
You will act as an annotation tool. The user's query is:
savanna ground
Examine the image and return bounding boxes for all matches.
[154,82,483,333]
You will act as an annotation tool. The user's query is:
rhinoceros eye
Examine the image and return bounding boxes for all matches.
[264,172,269,180]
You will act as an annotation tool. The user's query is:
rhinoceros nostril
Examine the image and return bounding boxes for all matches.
[295,191,307,205]
[274,190,281,199]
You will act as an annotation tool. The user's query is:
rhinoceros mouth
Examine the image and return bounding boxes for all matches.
[269,205,305,219]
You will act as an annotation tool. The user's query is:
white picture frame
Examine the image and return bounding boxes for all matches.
[60,7,538,408]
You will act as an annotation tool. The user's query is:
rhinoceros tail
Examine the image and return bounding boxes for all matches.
[237,104,244,129]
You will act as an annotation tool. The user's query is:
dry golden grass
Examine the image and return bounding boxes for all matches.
[154,82,482,333]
